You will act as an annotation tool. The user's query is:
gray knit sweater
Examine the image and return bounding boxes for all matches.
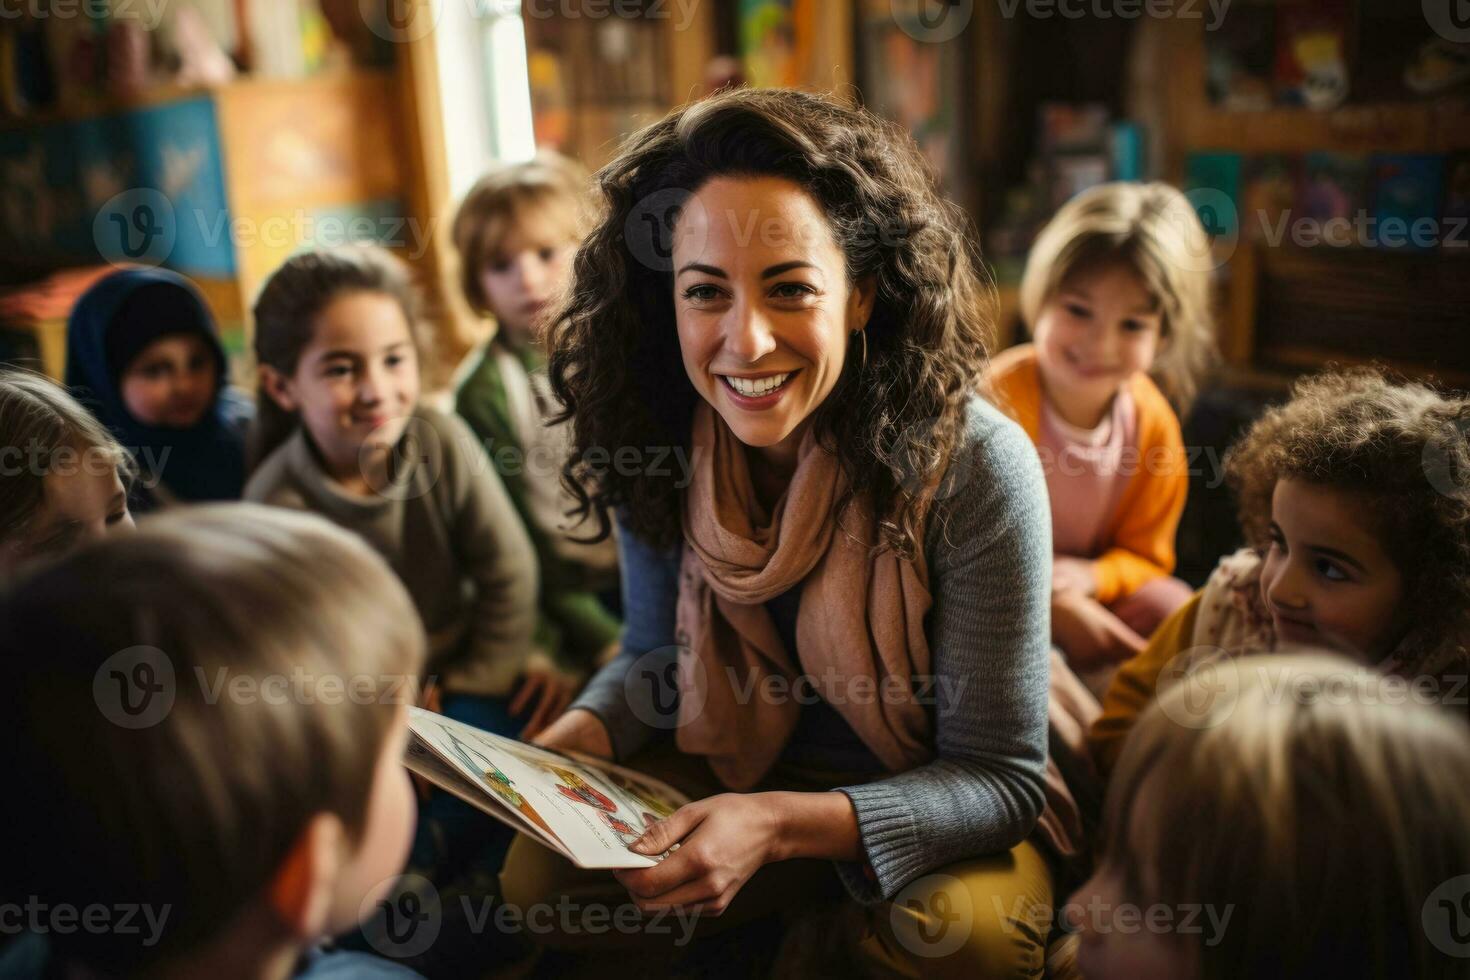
[571,395,1052,901]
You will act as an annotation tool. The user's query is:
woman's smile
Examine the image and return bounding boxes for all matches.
[716,369,801,408]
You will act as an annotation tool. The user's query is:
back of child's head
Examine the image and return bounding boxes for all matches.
[1226,368,1470,666]
[250,244,427,467]
[1020,181,1215,409]
[451,151,591,317]
[0,367,134,567]
[0,504,425,973]
[1096,652,1470,979]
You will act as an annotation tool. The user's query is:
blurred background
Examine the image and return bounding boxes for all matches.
[0,0,1466,579]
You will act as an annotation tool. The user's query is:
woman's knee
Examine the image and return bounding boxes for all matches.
[869,840,1055,980]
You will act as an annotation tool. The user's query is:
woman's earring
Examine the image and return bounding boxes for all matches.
[853,329,867,374]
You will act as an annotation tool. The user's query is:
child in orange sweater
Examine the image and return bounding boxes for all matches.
[988,181,1215,675]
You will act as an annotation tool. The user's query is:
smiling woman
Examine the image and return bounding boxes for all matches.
[506,88,1063,976]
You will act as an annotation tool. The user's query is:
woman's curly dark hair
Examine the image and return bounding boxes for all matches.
[547,87,994,554]
[1225,367,1470,663]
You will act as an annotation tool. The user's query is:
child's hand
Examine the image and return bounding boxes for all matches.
[419,679,443,715]
[1051,589,1146,670]
[511,664,579,740]
[1052,556,1098,597]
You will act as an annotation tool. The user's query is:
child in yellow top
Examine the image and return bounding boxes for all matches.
[1089,368,1470,774]
[988,181,1215,672]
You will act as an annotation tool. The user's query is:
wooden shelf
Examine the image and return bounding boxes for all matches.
[1181,100,1470,156]
[0,69,382,132]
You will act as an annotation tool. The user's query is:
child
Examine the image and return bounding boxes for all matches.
[0,367,135,576]
[451,154,621,681]
[1072,652,1470,979]
[1090,368,1470,773]
[65,266,252,509]
[988,182,1214,673]
[244,244,554,892]
[0,505,425,978]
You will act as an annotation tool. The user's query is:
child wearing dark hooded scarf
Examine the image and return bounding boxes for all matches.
[65,266,252,510]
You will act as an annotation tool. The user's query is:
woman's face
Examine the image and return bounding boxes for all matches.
[1260,478,1408,662]
[671,176,873,458]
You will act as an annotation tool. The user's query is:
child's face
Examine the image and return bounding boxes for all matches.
[1071,776,1198,980]
[1033,262,1164,407]
[479,219,576,346]
[1,462,132,573]
[270,291,420,477]
[119,333,219,429]
[325,702,416,935]
[1261,478,1408,661]
[671,175,873,460]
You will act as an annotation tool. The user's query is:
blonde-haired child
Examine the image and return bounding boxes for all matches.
[451,153,621,680]
[245,245,557,903]
[0,505,425,978]
[1073,653,1470,980]
[0,367,135,575]
[1090,368,1470,773]
[988,181,1215,672]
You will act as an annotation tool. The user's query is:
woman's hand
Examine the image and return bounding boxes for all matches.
[613,793,783,916]
[1052,589,1146,670]
[1052,556,1098,597]
[510,664,580,740]
[530,707,614,759]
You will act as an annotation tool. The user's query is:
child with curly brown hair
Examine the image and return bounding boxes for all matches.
[1090,367,1470,773]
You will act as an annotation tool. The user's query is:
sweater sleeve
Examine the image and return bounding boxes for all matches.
[834,400,1052,902]
[1091,397,1188,604]
[566,510,683,761]
[437,410,542,696]
[1088,591,1202,775]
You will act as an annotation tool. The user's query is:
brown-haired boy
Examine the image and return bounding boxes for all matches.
[0,505,426,978]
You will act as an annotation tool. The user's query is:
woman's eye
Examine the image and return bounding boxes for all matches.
[771,283,814,300]
[1065,303,1090,318]
[386,354,405,368]
[682,285,721,302]
[106,508,129,527]
[539,248,555,261]
[1122,319,1145,333]
[489,261,511,274]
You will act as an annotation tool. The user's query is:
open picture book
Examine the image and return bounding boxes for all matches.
[404,706,689,869]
